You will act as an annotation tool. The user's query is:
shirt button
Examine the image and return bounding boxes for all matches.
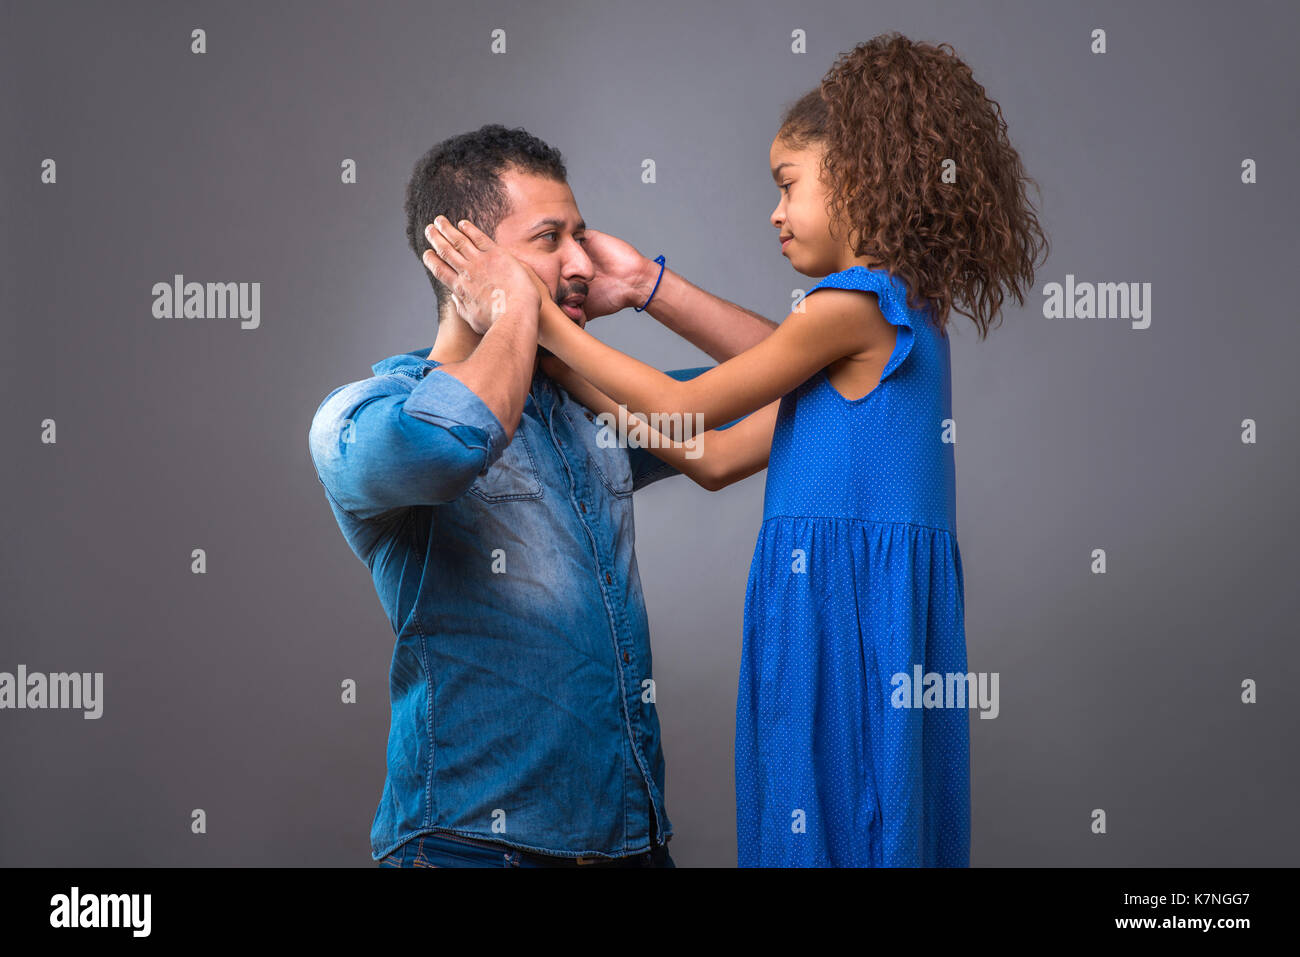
[579,502,587,514]
[605,572,612,585]
[584,411,594,421]
[623,651,630,663]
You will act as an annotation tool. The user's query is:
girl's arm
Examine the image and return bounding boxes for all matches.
[542,354,778,491]
[537,285,882,431]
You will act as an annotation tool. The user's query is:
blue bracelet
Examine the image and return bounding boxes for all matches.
[634,255,666,312]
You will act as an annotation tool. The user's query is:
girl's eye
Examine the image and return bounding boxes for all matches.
[780,182,792,193]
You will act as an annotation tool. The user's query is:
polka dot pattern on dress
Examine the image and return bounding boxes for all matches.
[736,265,970,867]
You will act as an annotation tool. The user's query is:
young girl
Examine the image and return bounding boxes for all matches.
[443,34,1046,866]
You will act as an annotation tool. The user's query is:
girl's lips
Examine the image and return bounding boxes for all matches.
[780,237,792,247]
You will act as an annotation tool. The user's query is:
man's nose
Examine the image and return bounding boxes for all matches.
[561,239,595,284]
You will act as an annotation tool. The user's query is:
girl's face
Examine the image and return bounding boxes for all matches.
[769,134,846,276]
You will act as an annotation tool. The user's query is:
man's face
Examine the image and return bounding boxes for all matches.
[492,168,593,328]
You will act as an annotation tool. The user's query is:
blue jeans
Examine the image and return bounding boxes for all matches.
[378,831,676,868]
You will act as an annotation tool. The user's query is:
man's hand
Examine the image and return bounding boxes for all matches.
[422,217,540,334]
[581,229,660,319]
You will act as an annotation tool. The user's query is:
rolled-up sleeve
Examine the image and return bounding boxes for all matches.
[308,368,508,519]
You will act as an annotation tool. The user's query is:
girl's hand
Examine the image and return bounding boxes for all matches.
[422,217,540,335]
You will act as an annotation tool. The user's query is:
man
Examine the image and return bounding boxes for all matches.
[308,124,777,867]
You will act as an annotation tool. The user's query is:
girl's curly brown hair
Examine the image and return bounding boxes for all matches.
[780,33,1049,339]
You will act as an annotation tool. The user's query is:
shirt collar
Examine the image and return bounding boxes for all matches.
[369,346,550,390]
[371,346,437,377]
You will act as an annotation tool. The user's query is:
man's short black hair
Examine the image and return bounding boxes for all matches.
[404,124,568,318]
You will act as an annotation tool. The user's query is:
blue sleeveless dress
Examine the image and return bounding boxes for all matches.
[735,265,970,867]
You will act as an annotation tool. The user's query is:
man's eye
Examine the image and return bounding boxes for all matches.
[540,231,558,242]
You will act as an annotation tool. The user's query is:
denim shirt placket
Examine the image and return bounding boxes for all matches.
[531,374,664,847]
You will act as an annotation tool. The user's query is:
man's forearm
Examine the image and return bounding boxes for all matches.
[439,308,539,442]
[640,267,778,362]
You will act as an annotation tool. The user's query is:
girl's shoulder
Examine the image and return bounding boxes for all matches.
[795,265,931,386]
[800,264,907,303]
[798,264,933,325]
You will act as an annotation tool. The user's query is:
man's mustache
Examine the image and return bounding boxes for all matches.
[556,282,588,303]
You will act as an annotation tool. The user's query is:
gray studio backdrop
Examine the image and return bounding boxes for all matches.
[3,0,1297,867]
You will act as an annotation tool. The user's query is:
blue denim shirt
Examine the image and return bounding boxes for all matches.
[308,345,715,861]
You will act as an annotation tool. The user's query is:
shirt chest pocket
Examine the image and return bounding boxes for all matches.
[469,428,544,503]
[563,405,634,498]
